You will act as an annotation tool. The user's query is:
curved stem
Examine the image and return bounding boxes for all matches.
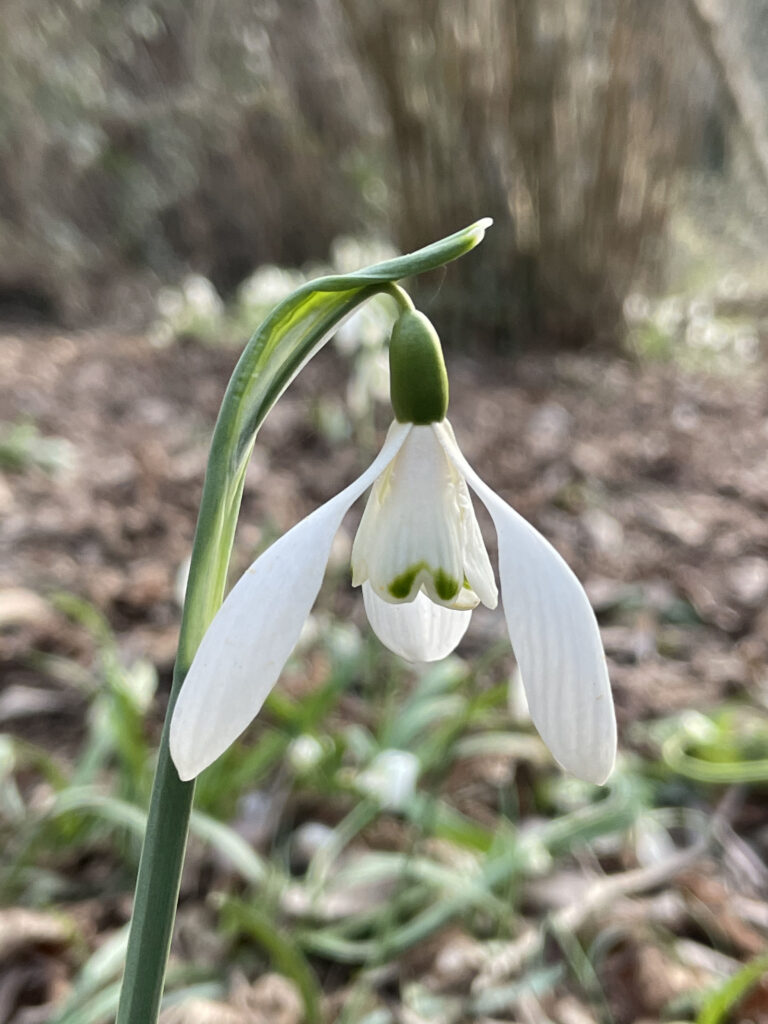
[383,282,415,314]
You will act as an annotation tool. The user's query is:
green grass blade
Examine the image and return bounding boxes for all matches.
[696,953,768,1024]
[221,898,324,1024]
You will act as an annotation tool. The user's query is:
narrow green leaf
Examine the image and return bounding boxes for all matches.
[48,927,130,1023]
[53,974,220,1024]
[221,898,324,1024]
[663,731,768,783]
[697,953,768,1024]
[46,788,269,886]
[188,810,268,885]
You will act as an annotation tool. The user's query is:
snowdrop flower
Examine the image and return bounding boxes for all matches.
[356,749,421,811]
[170,310,616,785]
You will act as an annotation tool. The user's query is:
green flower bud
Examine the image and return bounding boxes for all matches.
[388,310,449,425]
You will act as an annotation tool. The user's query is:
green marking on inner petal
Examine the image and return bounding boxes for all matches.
[388,565,421,599]
[434,569,460,601]
[387,562,460,601]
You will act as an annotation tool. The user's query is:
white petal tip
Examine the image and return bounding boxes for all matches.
[174,761,198,784]
[562,748,616,787]
[474,216,493,233]
[169,724,208,782]
[547,713,617,786]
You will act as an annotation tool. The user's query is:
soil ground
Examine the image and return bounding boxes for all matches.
[5,330,768,723]
[1,329,767,1023]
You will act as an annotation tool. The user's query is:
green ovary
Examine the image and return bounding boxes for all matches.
[387,563,460,602]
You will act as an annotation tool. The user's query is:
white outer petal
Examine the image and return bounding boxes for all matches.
[456,473,498,609]
[435,422,616,785]
[170,422,411,780]
[362,581,471,662]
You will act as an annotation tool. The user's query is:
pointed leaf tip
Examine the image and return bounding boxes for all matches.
[437,216,492,262]
[465,216,493,249]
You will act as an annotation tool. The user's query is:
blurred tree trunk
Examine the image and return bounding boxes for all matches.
[0,0,369,323]
[683,0,768,193]
[341,0,695,350]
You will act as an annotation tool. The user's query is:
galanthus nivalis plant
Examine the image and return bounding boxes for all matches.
[115,219,616,1024]
[170,309,616,785]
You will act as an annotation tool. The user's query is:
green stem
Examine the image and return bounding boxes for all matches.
[115,319,354,1022]
[114,722,194,1022]
[383,282,416,314]
[115,476,247,1024]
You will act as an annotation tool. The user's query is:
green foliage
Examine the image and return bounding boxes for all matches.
[696,953,768,1024]
[4,584,767,1020]
[0,420,75,475]
[660,706,768,784]
[625,292,762,372]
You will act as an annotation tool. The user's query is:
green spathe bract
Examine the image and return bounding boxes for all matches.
[115,217,491,1024]
[389,310,449,425]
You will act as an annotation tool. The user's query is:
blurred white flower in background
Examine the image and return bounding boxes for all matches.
[334,296,393,419]
[153,274,224,347]
[237,265,306,314]
[355,749,420,811]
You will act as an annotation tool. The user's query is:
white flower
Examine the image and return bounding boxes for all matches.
[170,419,616,785]
[356,749,420,811]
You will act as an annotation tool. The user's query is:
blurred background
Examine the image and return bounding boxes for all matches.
[2,2,768,1022]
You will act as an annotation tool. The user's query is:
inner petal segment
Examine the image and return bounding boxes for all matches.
[352,426,465,606]
[352,424,496,611]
